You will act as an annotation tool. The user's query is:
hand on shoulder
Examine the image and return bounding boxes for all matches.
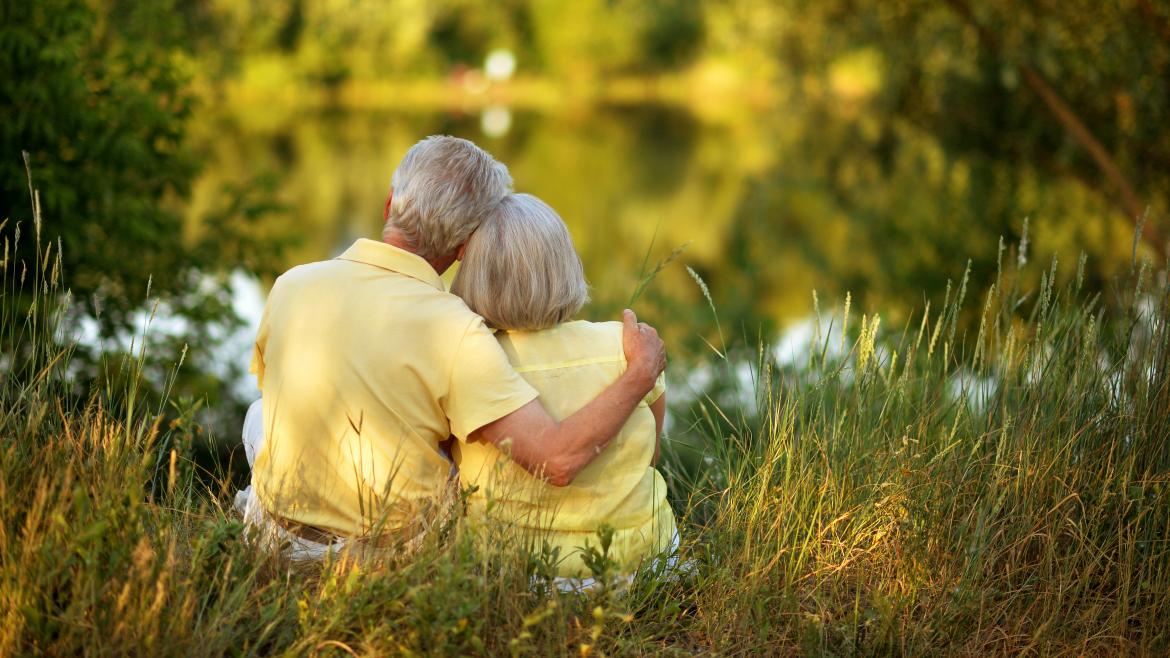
[621,309,666,395]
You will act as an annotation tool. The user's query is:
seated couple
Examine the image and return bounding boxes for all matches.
[237,135,676,585]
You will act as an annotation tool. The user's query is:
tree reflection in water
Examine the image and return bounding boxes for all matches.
[189,100,1141,367]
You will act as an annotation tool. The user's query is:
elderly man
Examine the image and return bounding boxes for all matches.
[243,136,665,557]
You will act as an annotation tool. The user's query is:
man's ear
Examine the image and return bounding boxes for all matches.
[455,240,470,261]
[382,189,394,221]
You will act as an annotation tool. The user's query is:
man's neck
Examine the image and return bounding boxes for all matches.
[381,227,456,274]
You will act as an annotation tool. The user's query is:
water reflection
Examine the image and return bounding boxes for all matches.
[187,101,1139,366]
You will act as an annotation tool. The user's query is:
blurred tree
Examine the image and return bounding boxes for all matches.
[1,0,282,331]
[1,0,199,330]
[941,0,1165,249]
[627,0,705,71]
[524,0,703,78]
[1,0,283,452]
[195,0,707,83]
[778,0,1168,257]
[691,0,1168,328]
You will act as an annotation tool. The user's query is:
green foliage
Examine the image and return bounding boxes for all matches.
[774,0,1169,253]
[1,0,289,450]
[624,0,705,71]
[1,0,284,330]
[1,0,196,331]
[189,0,705,82]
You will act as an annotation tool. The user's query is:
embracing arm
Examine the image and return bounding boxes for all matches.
[471,310,666,486]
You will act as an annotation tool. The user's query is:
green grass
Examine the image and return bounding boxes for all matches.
[2,175,1169,655]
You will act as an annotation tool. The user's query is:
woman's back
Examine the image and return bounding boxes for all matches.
[455,320,675,577]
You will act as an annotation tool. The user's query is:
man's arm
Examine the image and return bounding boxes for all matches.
[470,309,666,486]
[650,394,666,466]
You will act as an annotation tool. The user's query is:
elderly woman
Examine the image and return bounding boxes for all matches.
[451,193,677,586]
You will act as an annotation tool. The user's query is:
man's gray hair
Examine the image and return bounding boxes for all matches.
[382,135,512,261]
[452,193,589,331]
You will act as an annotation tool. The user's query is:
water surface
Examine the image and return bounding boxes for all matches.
[187,100,1138,369]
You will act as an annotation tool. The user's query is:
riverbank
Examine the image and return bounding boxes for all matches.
[3,193,1168,654]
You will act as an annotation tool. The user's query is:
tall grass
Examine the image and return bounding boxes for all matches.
[2,167,1168,655]
[669,248,1170,654]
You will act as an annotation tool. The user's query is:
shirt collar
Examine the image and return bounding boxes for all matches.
[335,238,444,291]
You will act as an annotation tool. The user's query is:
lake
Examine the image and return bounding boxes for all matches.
[186,98,1140,380]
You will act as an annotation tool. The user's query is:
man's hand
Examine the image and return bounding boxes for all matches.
[622,309,666,395]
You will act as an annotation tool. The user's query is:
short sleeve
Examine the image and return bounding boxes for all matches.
[249,298,272,390]
[445,318,539,441]
[250,342,265,389]
[644,371,666,406]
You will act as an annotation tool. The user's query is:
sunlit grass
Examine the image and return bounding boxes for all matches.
[2,171,1168,655]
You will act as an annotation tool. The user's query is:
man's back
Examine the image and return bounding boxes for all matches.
[251,239,537,536]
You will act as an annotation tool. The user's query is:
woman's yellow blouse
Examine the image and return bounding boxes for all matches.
[454,320,675,578]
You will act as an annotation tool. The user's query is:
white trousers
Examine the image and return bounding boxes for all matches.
[234,400,347,561]
[547,530,685,593]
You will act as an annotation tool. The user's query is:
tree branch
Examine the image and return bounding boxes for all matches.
[1136,0,1170,48]
[942,0,1165,259]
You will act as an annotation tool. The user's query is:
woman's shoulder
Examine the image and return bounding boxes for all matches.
[560,318,622,337]
[502,320,625,368]
[555,320,624,354]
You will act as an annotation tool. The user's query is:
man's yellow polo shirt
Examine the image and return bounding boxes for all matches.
[250,239,538,537]
[454,320,676,578]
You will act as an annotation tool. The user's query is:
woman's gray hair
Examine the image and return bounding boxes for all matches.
[452,193,589,331]
[382,135,512,261]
